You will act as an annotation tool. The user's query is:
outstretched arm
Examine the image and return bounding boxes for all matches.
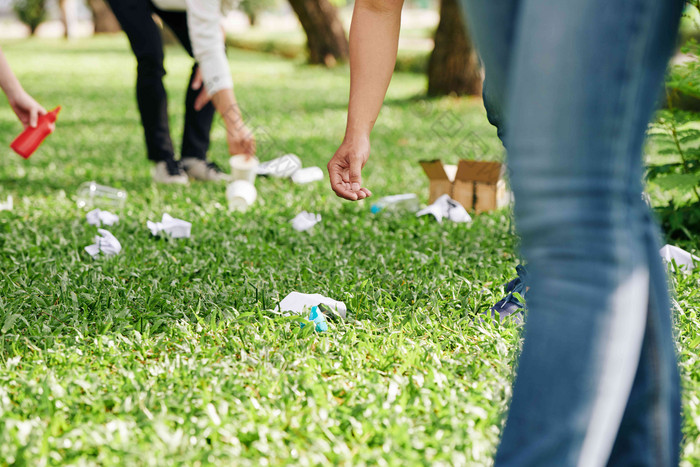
[0,48,46,128]
[328,0,404,200]
[186,0,255,156]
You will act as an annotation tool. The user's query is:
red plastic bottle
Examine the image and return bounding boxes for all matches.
[10,106,61,159]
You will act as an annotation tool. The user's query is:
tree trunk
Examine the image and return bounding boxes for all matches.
[87,0,121,34]
[427,0,482,96]
[59,0,78,39]
[248,13,257,27]
[287,0,349,66]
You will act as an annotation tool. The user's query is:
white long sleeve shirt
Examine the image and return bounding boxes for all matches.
[151,0,235,96]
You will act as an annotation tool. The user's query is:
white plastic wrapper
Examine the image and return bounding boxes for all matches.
[659,244,699,273]
[85,229,122,258]
[256,153,302,178]
[291,166,324,184]
[0,196,12,212]
[275,292,347,320]
[416,194,472,223]
[147,213,192,239]
[291,211,321,232]
[86,208,119,227]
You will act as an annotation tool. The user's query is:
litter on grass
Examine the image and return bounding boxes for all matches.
[255,154,321,183]
[483,265,529,325]
[0,196,12,211]
[147,213,192,239]
[291,211,321,232]
[483,244,700,326]
[276,292,347,320]
[229,155,259,184]
[417,194,472,223]
[420,159,509,214]
[300,306,329,332]
[85,229,121,258]
[226,180,257,212]
[76,181,127,209]
[257,153,302,178]
[370,194,419,214]
[291,166,324,184]
[660,244,699,272]
[86,208,119,227]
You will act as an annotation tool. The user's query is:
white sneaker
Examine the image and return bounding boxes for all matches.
[181,158,231,182]
[153,160,189,185]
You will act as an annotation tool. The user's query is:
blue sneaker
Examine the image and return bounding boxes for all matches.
[485,265,528,325]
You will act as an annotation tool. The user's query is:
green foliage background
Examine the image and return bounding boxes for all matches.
[12,0,47,35]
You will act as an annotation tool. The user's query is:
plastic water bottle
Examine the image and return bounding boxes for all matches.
[11,106,61,159]
[76,181,127,209]
[370,193,420,214]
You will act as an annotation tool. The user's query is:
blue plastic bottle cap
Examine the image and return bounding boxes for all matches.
[300,306,328,332]
[370,205,380,214]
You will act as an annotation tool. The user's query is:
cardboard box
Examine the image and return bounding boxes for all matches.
[420,159,509,213]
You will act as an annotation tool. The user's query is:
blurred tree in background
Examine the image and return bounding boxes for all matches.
[427,0,481,96]
[86,0,120,33]
[240,0,278,26]
[288,0,349,66]
[12,0,47,35]
[58,0,78,38]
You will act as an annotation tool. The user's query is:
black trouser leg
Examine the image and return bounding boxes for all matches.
[106,0,174,162]
[151,5,216,161]
[181,63,216,160]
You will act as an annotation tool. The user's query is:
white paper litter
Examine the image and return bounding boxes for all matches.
[291,166,324,184]
[275,292,347,319]
[659,244,699,272]
[86,208,119,227]
[291,211,322,232]
[256,153,302,178]
[85,228,121,258]
[416,194,472,223]
[147,213,192,239]
[0,196,12,211]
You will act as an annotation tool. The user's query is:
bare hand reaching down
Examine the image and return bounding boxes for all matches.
[328,136,373,201]
[191,68,212,111]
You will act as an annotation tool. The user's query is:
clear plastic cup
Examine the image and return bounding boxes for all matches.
[76,182,127,209]
[226,180,257,212]
[229,155,259,183]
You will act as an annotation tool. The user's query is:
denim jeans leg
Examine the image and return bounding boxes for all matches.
[458,0,684,465]
[458,0,520,142]
[606,207,682,467]
[493,0,685,465]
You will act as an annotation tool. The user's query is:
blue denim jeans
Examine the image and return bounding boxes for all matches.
[457,0,684,465]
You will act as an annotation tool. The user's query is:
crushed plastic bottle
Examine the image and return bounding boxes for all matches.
[370,193,420,214]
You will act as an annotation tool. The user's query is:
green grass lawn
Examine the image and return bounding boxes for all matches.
[0,37,698,466]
